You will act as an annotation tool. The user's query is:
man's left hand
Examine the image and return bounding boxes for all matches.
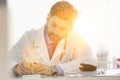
[79,63,97,71]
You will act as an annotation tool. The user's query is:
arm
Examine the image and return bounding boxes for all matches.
[58,32,97,74]
[10,30,35,76]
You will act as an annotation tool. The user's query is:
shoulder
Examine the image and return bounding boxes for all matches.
[25,28,40,36]
[16,28,43,45]
[29,29,38,36]
[22,27,43,39]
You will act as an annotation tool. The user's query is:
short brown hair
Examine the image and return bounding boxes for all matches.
[49,1,78,22]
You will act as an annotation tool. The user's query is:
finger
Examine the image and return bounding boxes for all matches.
[22,61,31,69]
[19,64,32,75]
[32,63,44,71]
[33,66,45,74]
[80,63,94,67]
[19,68,29,75]
[19,66,31,75]
[80,63,86,66]
[79,65,97,71]
[20,63,32,71]
[32,62,43,67]
[79,67,87,71]
[34,68,47,75]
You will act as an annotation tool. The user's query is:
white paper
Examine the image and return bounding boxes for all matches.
[22,74,42,79]
[68,69,120,77]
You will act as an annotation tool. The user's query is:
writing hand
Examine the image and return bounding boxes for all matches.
[13,61,33,75]
[31,62,53,76]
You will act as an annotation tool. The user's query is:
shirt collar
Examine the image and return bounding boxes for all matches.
[44,26,53,44]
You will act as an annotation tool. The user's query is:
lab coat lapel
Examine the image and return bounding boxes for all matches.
[34,27,51,64]
[51,38,65,62]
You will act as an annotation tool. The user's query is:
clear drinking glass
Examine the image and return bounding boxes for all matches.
[97,47,109,74]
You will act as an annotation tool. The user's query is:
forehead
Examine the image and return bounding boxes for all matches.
[50,15,72,27]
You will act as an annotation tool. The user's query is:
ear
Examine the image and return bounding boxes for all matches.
[47,14,50,22]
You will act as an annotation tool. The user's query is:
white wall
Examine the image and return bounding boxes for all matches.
[8,0,120,58]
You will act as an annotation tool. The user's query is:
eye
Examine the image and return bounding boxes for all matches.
[51,22,57,28]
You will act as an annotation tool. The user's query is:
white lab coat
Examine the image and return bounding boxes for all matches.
[10,26,96,74]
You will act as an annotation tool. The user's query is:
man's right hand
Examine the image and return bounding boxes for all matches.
[13,61,33,75]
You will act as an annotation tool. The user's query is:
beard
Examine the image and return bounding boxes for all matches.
[48,32,61,41]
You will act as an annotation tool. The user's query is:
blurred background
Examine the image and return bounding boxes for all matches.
[0,0,8,80]
[7,0,120,63]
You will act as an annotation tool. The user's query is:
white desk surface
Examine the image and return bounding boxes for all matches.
[11,76,120,80]
[11,69,120,80]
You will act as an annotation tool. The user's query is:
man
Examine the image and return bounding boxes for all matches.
[10,1,96,76]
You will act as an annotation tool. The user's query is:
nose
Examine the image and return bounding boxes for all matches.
[53,27,61,35]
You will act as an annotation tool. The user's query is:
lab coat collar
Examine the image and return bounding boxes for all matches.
[34,26,51,64]
[51,38,65,62]
[33,26,66,63]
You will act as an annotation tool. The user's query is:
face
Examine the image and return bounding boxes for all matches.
[47,15,73,41]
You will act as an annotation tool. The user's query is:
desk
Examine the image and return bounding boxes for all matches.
[10,69,120,80]
[10,76,120,80]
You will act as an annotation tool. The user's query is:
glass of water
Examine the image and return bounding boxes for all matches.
[97,47,109,74]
